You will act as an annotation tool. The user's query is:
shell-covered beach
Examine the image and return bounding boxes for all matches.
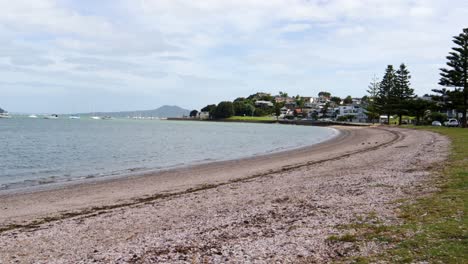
[0,126,449,263]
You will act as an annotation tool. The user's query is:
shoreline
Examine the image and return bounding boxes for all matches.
[166,117,372,127]
[0,126,339,196]
[0,126,373,229]
[0,126,450,262]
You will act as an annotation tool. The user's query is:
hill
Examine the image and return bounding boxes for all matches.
[0,107,5,113]
[76,105,190,118]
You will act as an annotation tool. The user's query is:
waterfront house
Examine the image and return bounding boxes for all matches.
[255,100,274,107]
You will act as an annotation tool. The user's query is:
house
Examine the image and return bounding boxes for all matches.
[336,104,367,122]
[198,111,210,120]
[274,96,295,104]
[255,100,274,107]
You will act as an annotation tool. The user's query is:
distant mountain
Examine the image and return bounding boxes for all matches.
[76,105,191,118]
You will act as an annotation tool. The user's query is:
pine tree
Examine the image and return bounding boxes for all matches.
[376,65,398,124]
[395,63,415,125]
[439,28,468,128]
[365,75,380,123]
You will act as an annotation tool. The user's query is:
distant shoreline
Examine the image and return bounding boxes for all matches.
[166,117,372,127]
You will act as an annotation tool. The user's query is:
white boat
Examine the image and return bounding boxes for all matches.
[0,112,11,118]
[29,114,38,118]
[90,116,101,120]
[44,114,59,119]
[69,115,80,119]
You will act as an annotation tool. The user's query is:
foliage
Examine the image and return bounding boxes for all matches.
[407,98,436,125]
[233,101,255,116]
[278,91,289,98]
[376,65,398,124]
[247,92,273,102]
[394,63,415,125]
[429,112,448,122]
[337,115,355,122]
[201,104,216,113]
[343,95,353,104]
[295,95,305,108]
[330,96,342,105]
[0,107,4,113]
[189,110,198,117]
[367,75,380,98]
[212,101,234,119]
[253,107,270,117]
[364,76,380,123]
[318,91,331,98]
[439,28,468,128]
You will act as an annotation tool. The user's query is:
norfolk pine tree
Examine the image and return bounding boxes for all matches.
[365,75,380,123]
[439,28,468,128]
[376,65,398,124]
[395,63,415,125]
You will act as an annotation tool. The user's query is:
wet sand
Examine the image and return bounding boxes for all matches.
[0,126,449,263]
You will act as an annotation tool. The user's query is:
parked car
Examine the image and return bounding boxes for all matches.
[444,119,459,127]
[431,121,442,126]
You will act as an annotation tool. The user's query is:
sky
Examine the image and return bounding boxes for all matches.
[0,0,467,113]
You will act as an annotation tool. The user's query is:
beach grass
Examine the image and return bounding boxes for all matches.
[337,126,467,263]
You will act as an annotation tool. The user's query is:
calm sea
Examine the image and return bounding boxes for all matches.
[0,118,337,192]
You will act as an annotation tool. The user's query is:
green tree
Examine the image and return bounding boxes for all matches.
[343,95,353,104]
[439,28,468,128]
[376,65,398,124]
[295,95,305,108]
[407,98,435,125]
[395,63,415,125]
[364,75,380,123]
[318,91,331,98]
[212,101,234,119]
[189,110,198,118]
[201,104,217,118]
[330,96,342,105]
[279,91,289,98]
[233,101,256,116]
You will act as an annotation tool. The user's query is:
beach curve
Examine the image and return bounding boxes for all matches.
[0,126,450,263]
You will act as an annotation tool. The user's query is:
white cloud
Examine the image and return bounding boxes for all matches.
[0,0,467,113]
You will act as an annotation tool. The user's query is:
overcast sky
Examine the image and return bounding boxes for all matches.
[0,0,466,113]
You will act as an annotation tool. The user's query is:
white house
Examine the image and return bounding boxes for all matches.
[336,104,367,122]
[255,100,274,107]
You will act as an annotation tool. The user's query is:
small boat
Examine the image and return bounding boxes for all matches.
[90,116,101,120]
[0,112,11,118]
[29,114,38,118]
[69,115,80,119]
[44,114,59,119]
[101,116,112,120]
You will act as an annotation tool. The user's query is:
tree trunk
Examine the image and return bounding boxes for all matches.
[398,114,402,125]
[387,113,390,125]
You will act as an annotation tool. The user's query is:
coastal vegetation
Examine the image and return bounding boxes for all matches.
[191,28,467,128]
[333,126,467,263]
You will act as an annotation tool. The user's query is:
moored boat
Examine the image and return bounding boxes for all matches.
[44,114,59,119]
[0,112,11,118]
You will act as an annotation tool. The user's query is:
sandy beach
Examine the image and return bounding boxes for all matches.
[0,126,449,263]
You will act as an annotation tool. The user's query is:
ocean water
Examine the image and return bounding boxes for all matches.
[0,118,337,191]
